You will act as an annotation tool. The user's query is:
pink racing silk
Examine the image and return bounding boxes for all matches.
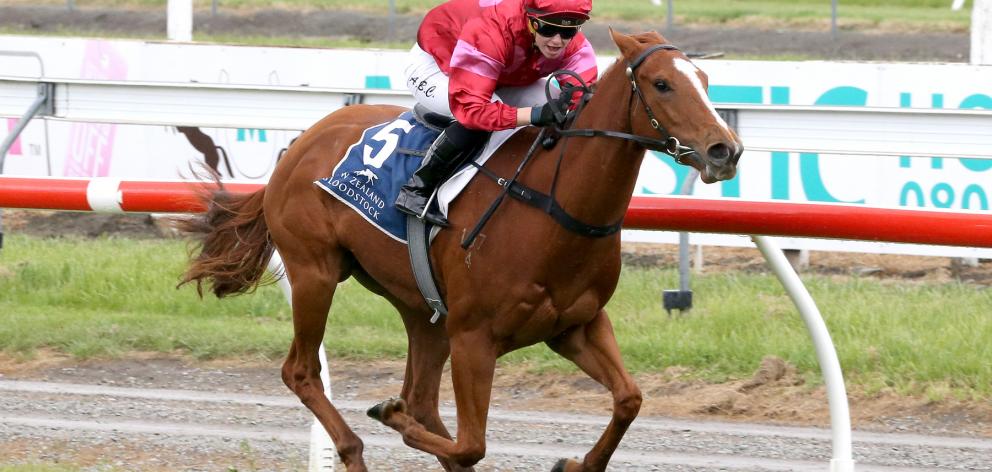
[417,0,598,130]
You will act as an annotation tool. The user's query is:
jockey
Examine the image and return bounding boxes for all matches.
[396,0,598,227]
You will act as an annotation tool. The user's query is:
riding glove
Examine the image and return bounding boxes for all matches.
[530,102,560,127]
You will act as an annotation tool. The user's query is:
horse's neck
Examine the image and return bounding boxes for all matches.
[552,64,645,225]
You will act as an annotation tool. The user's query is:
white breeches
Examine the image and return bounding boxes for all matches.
[403,43,556,119]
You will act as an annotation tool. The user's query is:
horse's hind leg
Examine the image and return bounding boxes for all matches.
[368,331,497,468]
[395,308,474,471]
[280,252,367,471]
[545,309,642,472]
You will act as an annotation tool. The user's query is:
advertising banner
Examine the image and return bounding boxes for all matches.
[1,36,990,256]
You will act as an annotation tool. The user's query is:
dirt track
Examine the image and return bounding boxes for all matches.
[2,355,992,471]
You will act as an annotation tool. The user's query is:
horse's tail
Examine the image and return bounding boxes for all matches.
[174,184,275,299]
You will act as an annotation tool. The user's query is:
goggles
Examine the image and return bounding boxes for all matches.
[530,17,582,39]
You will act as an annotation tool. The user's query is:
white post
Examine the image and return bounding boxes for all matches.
[752,236,855,472]
[266,251,336,471]
[167,0,193,42]
[309,344,336,471]
[973,0,992,64]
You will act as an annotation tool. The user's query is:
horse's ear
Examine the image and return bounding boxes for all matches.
[609,27,640,59]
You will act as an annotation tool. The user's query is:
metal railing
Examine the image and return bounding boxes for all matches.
[3,76,991,160]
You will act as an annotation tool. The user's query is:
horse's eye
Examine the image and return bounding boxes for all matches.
[654,81,671,92]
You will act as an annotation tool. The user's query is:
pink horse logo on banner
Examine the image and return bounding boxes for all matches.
[63,41,128,177]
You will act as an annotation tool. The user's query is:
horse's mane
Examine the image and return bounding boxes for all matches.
[629,30,668,44]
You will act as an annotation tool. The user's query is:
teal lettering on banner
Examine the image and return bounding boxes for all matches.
[365,75,391,89]
[960,158,992,172]
[962,185,989,210]
[932,93,945,108]
[931,183,955,208]
[721,168,740,197]
[960,93,992,109]
[800,86,866,203]
[238,128,267,143]
[644,151,691,195]
[900,182,925,207]
[900,92,912,108]
[770,87,790,199]
[772,152,790,200]
[770,86,789,105]
[708,85,762,104]
[643,151,741,197]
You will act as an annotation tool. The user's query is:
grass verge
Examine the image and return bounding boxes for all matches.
[1,233,989,399]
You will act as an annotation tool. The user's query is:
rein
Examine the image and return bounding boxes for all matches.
[460,43,691,248]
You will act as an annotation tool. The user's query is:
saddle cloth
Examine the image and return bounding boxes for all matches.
[315,110,520,243]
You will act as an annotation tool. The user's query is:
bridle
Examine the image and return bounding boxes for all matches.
[461,42,701,247]
[625,44,697,160]
[553,43,697,161]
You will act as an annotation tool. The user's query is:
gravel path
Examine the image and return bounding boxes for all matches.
[1,366,990,471]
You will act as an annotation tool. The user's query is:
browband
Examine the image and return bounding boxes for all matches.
[628,44,680,71]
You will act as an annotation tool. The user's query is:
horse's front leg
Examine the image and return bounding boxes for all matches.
[546,309,642,472]
[368,329,496,468]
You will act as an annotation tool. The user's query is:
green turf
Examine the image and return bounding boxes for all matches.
[1,232,989,399]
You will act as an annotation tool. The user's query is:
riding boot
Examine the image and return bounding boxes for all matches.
[395,122,487,227]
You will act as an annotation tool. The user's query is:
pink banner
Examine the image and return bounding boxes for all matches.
[63,41,128,177]
[5,118,21,156]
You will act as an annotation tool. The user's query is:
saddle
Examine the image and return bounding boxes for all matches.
[418,107,455,129]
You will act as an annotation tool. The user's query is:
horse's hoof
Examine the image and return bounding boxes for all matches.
[551,458,577,472]
[366,397,406,423]
[366,402,385,421]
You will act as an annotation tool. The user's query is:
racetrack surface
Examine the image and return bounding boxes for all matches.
[2,380,990,471]
[1,356,991,471]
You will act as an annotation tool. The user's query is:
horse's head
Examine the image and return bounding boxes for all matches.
[610,30,743,183]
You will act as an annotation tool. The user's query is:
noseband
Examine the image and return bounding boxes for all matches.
[553,43,697,161]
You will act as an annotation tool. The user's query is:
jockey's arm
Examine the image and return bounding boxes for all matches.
[516,107,535,126]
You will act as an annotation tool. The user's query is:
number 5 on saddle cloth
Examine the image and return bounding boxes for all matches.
[314,108,519,243]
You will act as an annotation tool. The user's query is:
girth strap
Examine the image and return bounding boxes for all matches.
[406,216,447,323]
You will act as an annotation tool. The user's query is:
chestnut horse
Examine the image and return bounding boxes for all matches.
[178,30,741,471]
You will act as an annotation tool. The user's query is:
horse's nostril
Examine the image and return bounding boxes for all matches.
[707,143,732,163]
